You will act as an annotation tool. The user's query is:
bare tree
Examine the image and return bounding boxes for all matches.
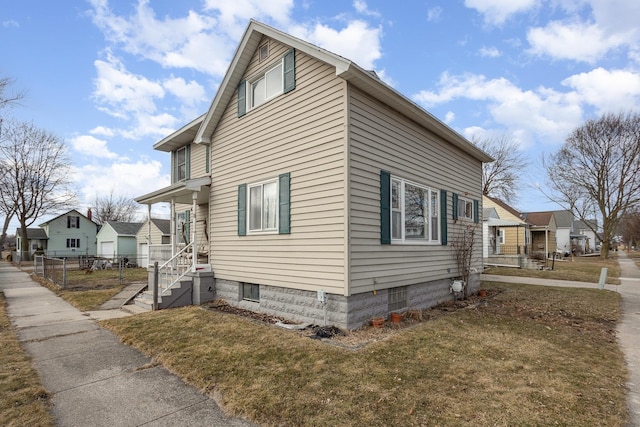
[0,77,26,250]
[618,207,640,250]
[0,119,76,258]
[91,190,140,225]
[544,112,640,259]
[474,134,529,203]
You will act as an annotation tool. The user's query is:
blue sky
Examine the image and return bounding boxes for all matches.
[1,0,639,228]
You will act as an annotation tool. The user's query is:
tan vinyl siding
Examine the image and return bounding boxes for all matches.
[348,87,483,294]
[189,143,209,178]
[208,37,347,294]
[135,221,166,246]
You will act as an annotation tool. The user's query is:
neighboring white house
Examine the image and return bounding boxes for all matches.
[96,221,143,263]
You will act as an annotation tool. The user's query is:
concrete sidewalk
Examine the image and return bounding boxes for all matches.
[484,252,640,426]
[0,262,255,427]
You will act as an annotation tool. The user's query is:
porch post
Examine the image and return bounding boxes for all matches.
[545,227,549,258]
[192,191,197,272]
[147,204,151,254]
[171,198,176,257]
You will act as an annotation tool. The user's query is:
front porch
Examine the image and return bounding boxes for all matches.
[134,176,215,310]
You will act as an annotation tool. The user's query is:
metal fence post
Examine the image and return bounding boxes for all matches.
[153,262,159,311]
[62,258,67,288]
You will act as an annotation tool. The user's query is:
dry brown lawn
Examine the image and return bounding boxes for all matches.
[34,267,147,311]
[101,282,628,426]
[485,254,620,284]
[0,293,54,426]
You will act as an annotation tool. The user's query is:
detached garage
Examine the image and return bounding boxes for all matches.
[96,221,143,264]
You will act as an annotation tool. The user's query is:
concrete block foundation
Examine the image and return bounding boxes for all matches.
[215,273,481,330]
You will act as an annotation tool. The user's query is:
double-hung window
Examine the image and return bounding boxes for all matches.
[67,216,80,228]
[457,196,474,221]
[248,179,278,232]
[390,177,439,243]
[237,48,295,117]
[250,63,283,109]
[66,238,80,248]
[238,173,290,236]
[176,147,187,182]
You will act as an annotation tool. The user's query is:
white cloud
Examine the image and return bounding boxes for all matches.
[89,126,115,137]
[464,0,539,26]
[202,0,294,37]
[70,135,118,159]
[427,7,443,22]
[93,54,164,117]
[353,0,381,17]
[444,111,455,123]
[89,0,233,76]
[478,46,501,57]
[527,21,628,63]
[413,72,583,145]
[163,76,206,106]
[289,20,382,70]
[562,67,640,113]
[74,158,169,203]
[2,19,19,28]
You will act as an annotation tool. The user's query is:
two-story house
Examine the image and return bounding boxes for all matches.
[38,209,98,258]
[136,20,492,329]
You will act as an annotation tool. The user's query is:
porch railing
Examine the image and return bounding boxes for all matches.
[157,242,193,296]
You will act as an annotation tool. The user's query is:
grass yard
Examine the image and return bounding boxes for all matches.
[485,254,620,284]
[0,293,54,427]
[101,282,628,426]
[35,267,148,311]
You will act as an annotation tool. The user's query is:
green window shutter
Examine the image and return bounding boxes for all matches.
[283,48,296,93]
[474,199,479,224]
[237,80,246,117]
[452,193,458,220]
[279,173,291,234]
[238,184,247,236]
[172,150,177,184]
[185,144,191,180]
[440,190,448,245]
[205,144,210,174]
[380,170,391,244]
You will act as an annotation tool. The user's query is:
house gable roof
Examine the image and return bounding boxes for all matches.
[521,211,554,227]
[39,209,97,227]
[483,195,525,222]
[16,228,48,240]
[150,218,171,235]
[552,210,574,228]
[180,19,492,164]
[104,221,144,236]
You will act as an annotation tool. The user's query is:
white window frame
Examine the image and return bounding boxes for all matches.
[247,60,284,111]
[498,229,505,244]
[247,178,279,233]
[68,216,80,229]
[66,238,80,248]
[457,196,474,221]
[390,176,440,244]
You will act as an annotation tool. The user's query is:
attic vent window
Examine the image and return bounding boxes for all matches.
[259,43,269,62]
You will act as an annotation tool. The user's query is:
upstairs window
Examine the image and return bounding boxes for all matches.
[173,145,190,183]
[67,216,80,228]
[237,48,296,117]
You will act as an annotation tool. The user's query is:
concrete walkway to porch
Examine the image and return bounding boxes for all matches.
[0,261,255,427]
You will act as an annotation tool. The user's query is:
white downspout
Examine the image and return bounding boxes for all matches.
[171,198,176,257]
[192,191,197,272]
